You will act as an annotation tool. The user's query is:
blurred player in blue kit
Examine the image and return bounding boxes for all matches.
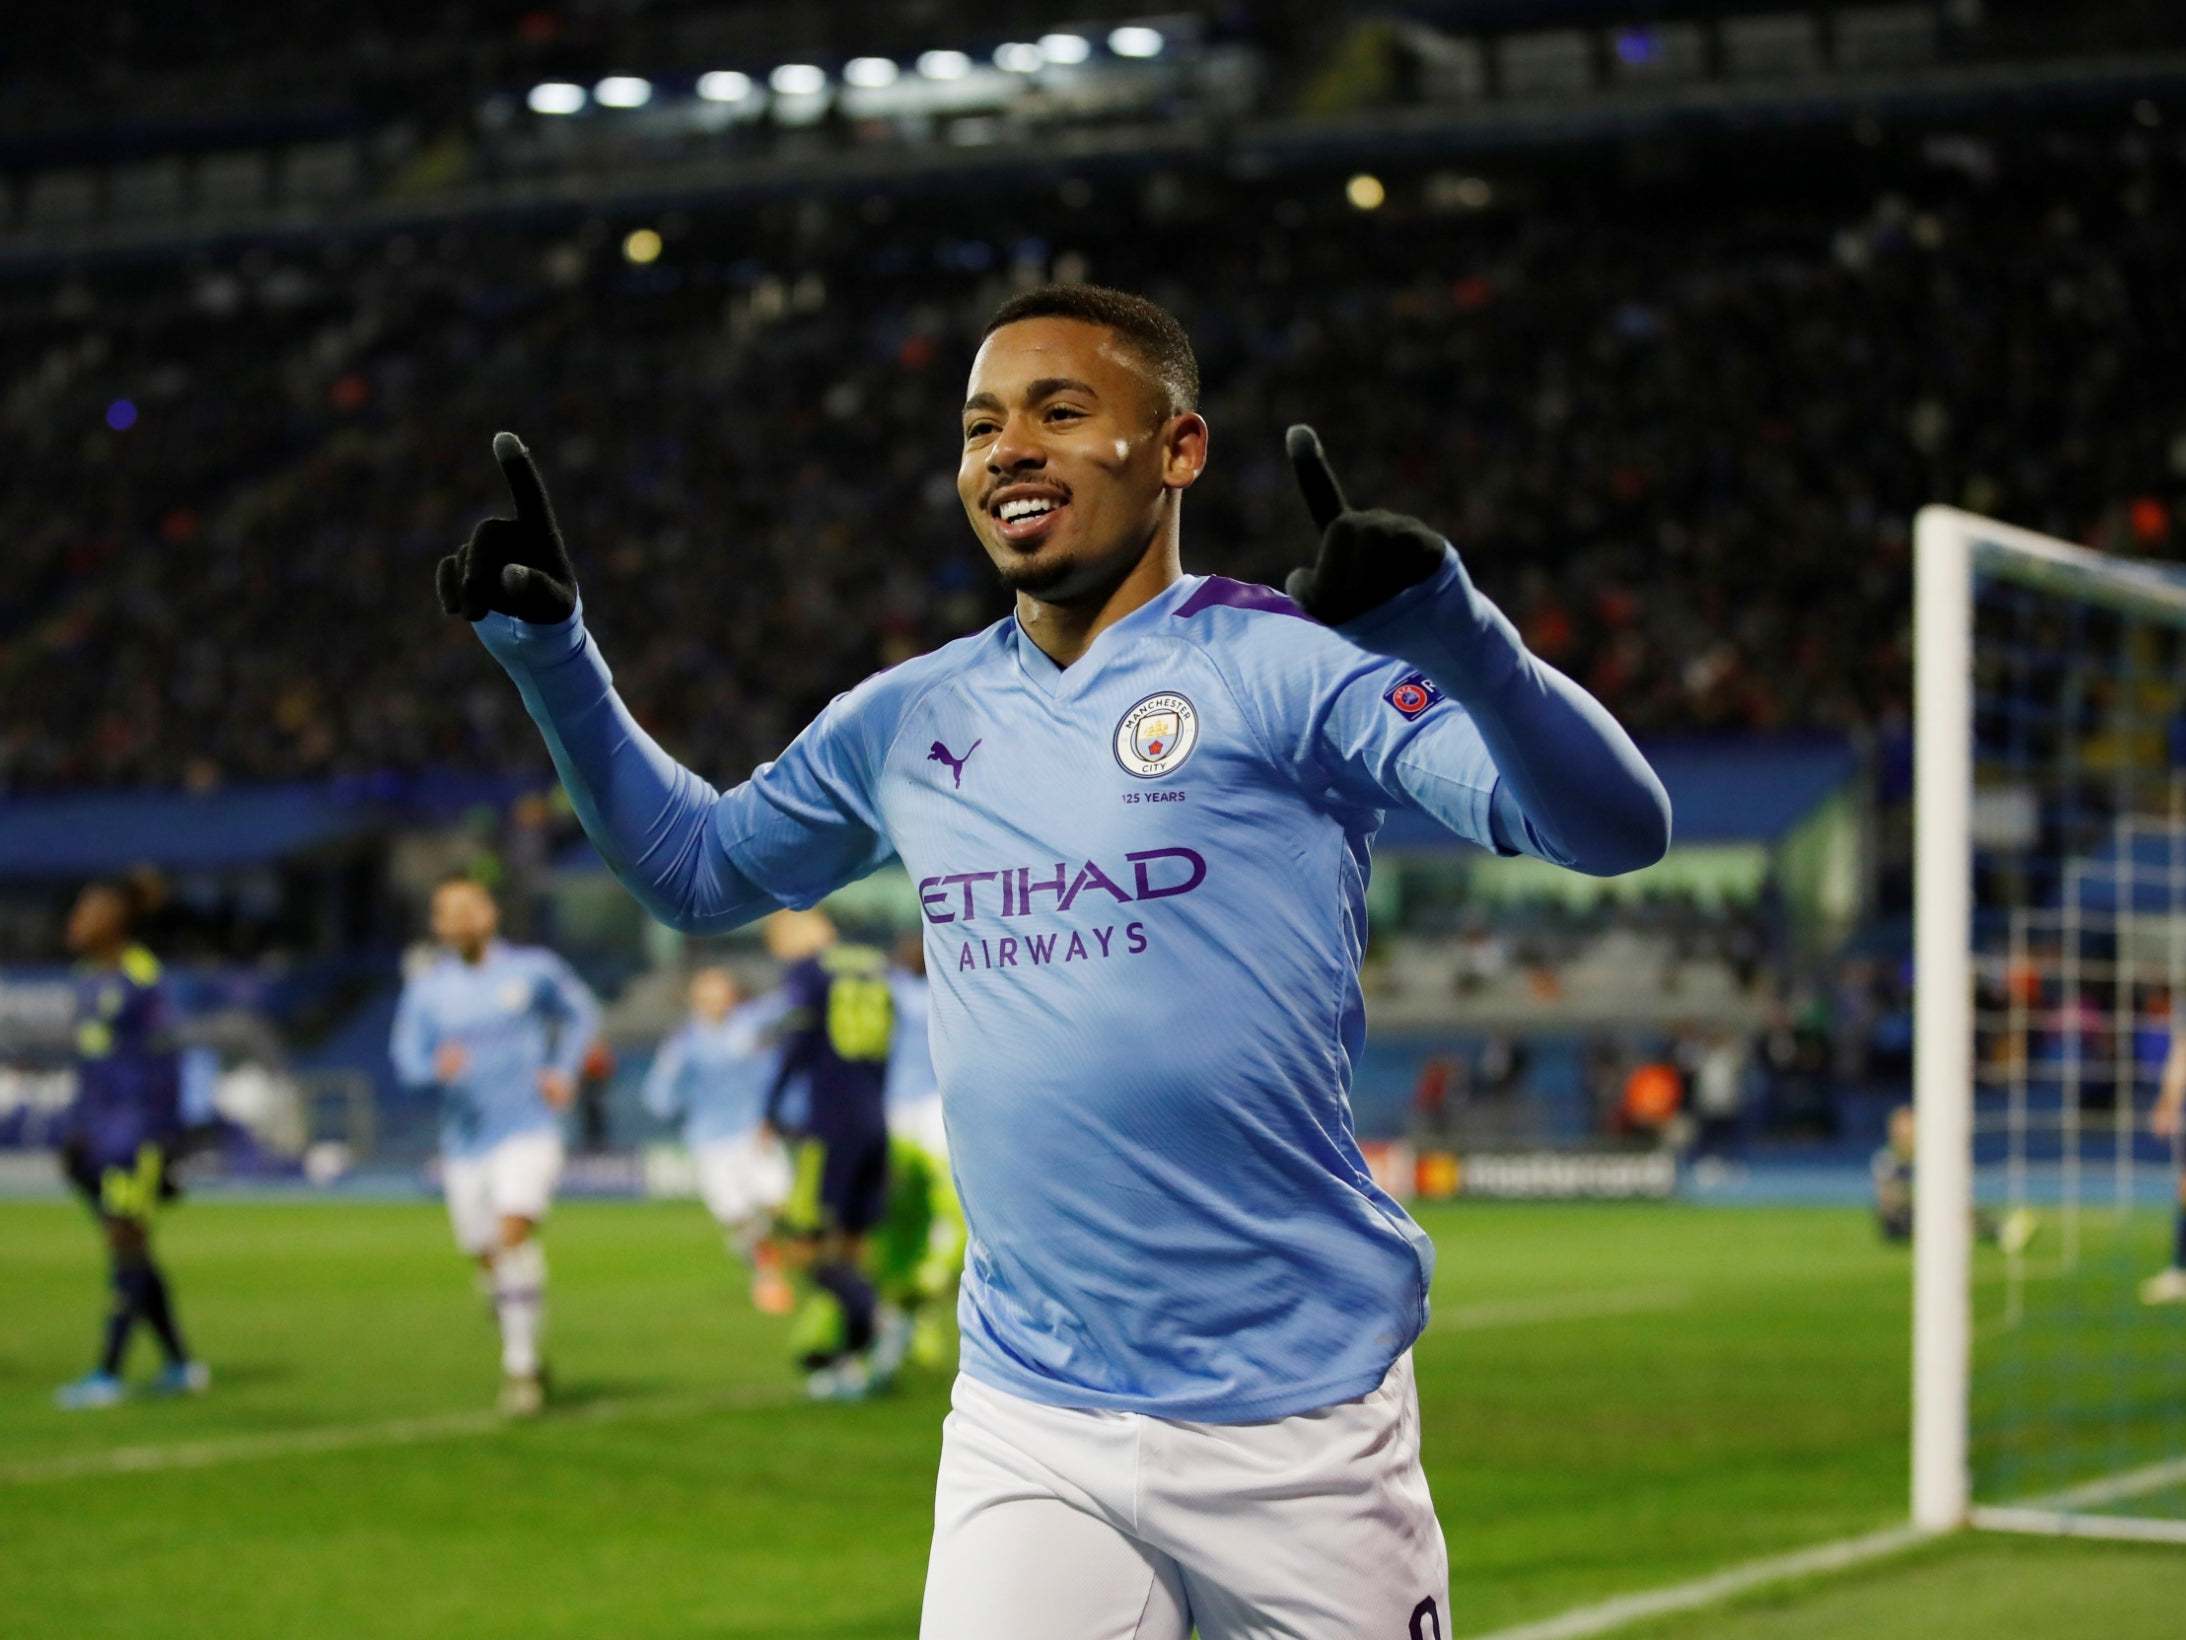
[390,877,600,1416]
[438,285,1670,1635]
[53,879,210,1409]
[642,965,795,1314]
[759,908,897,1400]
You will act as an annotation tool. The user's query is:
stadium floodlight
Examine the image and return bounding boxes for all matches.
[916,50,971,81]
[768,63,827,96]
[696,70,753,103]
[1109,26,1165,59]
[843,57,899,88]
[1038,32,1092,65]
[1914,505,2186,1545]
[526,82,588,115]
[622,228,663,265]
[1346,173,1386,211]
[994,42,1044,74]
[593,77,653,109]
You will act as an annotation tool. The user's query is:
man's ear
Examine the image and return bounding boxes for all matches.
[1162,412,1210,492]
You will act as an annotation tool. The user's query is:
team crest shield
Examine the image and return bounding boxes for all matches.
[1113,691,1199,779]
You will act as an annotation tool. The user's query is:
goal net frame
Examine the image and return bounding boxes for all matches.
[1913,504,2186,1543]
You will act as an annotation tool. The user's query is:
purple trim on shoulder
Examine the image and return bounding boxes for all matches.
[1173,577,1312,621]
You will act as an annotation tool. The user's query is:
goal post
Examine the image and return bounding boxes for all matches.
[1913,505,1974,1531]
[1913,504,2186,1543]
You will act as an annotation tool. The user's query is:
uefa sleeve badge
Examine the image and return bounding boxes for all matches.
[1383,672,1444,720]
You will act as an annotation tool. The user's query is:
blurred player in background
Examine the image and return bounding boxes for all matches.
[868,1130,964,1387]
[761,909,895,1401]
[867,933,960,1383]
[642,966,794,1314]
[53,878,210,1409]
[1872,1104,1915,1243]
[390,876,600,1415]
[885,932,943,1153]
[440,286,1670,1636]
[2142,1023,2186,1304]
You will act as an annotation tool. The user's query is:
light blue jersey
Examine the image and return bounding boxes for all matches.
[478,546,1668,1419]
[642,996,785,1147]
[390,940,601,1159]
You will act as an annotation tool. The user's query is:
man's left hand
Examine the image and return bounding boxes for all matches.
[537,1070,576,1110]
[1282,425,1449,627]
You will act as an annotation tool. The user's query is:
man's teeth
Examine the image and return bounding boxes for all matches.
[998,497,1061,522]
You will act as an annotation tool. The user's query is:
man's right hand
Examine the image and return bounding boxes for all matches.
[2155,1101,2182,1140]
[436,432,580,624]
[434,1043,470,1084]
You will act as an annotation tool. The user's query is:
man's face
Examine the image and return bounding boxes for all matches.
[690,968,738,1022]
[65,886,127,956]
[431,882,498,956]
[958,317,1201,602]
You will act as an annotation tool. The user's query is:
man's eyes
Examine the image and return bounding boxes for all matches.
[963,406,1090,439]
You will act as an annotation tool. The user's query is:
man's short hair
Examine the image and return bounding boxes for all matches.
[982,284,1199,420]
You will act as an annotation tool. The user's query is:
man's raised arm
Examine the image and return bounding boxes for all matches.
[1284,425,1671,877]
[435,434,780,933]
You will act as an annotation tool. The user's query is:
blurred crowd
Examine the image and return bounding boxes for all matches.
[3,119,2183,792]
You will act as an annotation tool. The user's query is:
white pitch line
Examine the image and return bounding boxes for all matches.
[0,1383,796,1486]
[1972,1507,2186,1546]
[2009,1453,2186,1514]
[1461,1524,1930,1640]
[1964,1452,2186,1543]
[1435,1288,1692,1333]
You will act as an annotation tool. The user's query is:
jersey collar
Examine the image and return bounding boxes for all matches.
[1008,574,1203,700]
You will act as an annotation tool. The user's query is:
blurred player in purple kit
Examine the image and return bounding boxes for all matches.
[53,879,209,1409]
[760,909,896,1399]
[2143,1016,2186,1304]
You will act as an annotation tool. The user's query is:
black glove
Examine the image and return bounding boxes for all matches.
[436,432,579,625]
[1282,425,1448,626]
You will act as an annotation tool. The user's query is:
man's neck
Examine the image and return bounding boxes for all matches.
[1015,530,1183,669]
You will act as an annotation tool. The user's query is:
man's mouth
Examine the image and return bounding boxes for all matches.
[990,489,1070,546]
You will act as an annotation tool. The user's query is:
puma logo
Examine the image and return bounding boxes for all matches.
[927,739,982,789]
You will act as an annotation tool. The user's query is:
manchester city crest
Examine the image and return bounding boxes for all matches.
[1113,691,1199,779]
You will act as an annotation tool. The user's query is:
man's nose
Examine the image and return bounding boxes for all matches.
[988,419,1048,472]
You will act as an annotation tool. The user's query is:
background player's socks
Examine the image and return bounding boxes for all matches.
[100,1259,144,1376]
[493,1240,548,1378]
[811,1261,876,1356]
[130,1256,191,1367]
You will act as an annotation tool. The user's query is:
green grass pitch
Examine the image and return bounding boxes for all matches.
[2,1197,2180,1637]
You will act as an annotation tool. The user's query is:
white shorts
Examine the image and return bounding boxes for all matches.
[693,1133,792,1227]
[920,1352,1449,1640]
[443,1131,565,1254]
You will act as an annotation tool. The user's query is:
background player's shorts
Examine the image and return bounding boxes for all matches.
[693,1132,792,1226]
[442,1130,564,1254]
[64,1137,174,1224]
[780,1129,889,1238]
[919,1352,1449,1640]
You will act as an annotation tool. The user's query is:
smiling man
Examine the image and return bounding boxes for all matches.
[437,283,1670,1637]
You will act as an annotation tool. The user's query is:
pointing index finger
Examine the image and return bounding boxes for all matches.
[493,431,553,527]
[1285,424,1349,533]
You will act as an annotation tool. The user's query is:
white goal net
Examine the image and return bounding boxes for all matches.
[1915,506,2186,1543]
